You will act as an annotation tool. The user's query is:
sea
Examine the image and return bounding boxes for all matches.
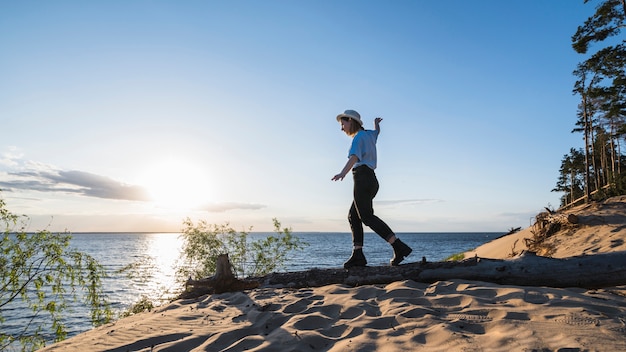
[2,231,502,349]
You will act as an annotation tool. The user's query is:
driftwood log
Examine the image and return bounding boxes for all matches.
[182,250,626,297]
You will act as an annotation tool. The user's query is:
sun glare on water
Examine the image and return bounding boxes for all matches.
[140,159,213,210]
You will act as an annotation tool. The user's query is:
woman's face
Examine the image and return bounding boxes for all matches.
[340,117,353,135]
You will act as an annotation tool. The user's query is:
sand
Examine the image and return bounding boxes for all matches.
[465,195,626,259]
[39,197,626,352]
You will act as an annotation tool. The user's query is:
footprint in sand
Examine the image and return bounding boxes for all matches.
[523,290,550,304]
[503,311,531,321]
[284,298,316,314]
[352,286,384,300]
[301,303,342,318]
[293,314,334,330]
[554,313,600,326]
[339,306,365,319]
[444,313,493,323]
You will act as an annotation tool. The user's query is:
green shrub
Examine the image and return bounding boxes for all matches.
[120,296,154,318]
[0,196,111,351]
[176,218,306,280]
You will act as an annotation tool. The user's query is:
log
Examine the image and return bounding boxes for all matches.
[416,251,626,288]
[256,251,626,290]
[182,251,626,298]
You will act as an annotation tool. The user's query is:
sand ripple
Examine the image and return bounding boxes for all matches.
[39,279,626,351]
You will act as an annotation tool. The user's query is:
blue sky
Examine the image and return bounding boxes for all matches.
[0,1,593,232]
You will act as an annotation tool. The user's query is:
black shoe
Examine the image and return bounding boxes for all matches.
[344,248,367,269]
[390,239,412,266]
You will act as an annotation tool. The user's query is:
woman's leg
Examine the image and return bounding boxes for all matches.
[353,171,394,241]
[345,201,367,268]
[348,201,364,247]
[353,168,412,266]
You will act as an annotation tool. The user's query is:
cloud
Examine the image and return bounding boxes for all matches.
[201,202,266,213]
[0,149,262,208]
[0,168,151,202]
[0,146,24,168]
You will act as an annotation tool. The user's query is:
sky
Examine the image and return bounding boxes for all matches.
[0,1,596,233]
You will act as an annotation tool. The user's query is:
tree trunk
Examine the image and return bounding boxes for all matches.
[610,123,617,184]
[256,251,626,290]
[182,254,259,297]
[182,251,626,298]
[416,251,626,288]
[583,92,592,202]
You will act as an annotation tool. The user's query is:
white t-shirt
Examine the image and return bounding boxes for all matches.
[348,129,379,170]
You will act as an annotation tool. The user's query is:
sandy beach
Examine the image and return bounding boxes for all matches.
[39,197,626,351]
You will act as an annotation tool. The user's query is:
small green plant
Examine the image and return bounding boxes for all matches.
[119,296,154,318]
[445,252,465,261]
[0,195,112,351]
[176,218,306,281]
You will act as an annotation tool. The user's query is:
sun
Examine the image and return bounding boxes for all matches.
[139,158,213,210]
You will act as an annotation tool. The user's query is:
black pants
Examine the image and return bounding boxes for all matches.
[349,165,394,247]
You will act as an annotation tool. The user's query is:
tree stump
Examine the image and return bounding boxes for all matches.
[182,254,259,297]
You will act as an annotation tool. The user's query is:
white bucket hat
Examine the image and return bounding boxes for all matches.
[336,109,363,126]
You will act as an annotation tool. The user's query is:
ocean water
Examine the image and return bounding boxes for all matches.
[2,231,502,348]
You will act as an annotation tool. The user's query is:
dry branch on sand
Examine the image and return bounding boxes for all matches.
[525,211,580,256]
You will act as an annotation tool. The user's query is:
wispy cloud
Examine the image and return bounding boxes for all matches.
[201,202,266,213]
[0,151,151,202]
[0,151,268,214]
[0,146,24,168]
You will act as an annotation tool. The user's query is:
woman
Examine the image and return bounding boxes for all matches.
[332,109,412,268]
